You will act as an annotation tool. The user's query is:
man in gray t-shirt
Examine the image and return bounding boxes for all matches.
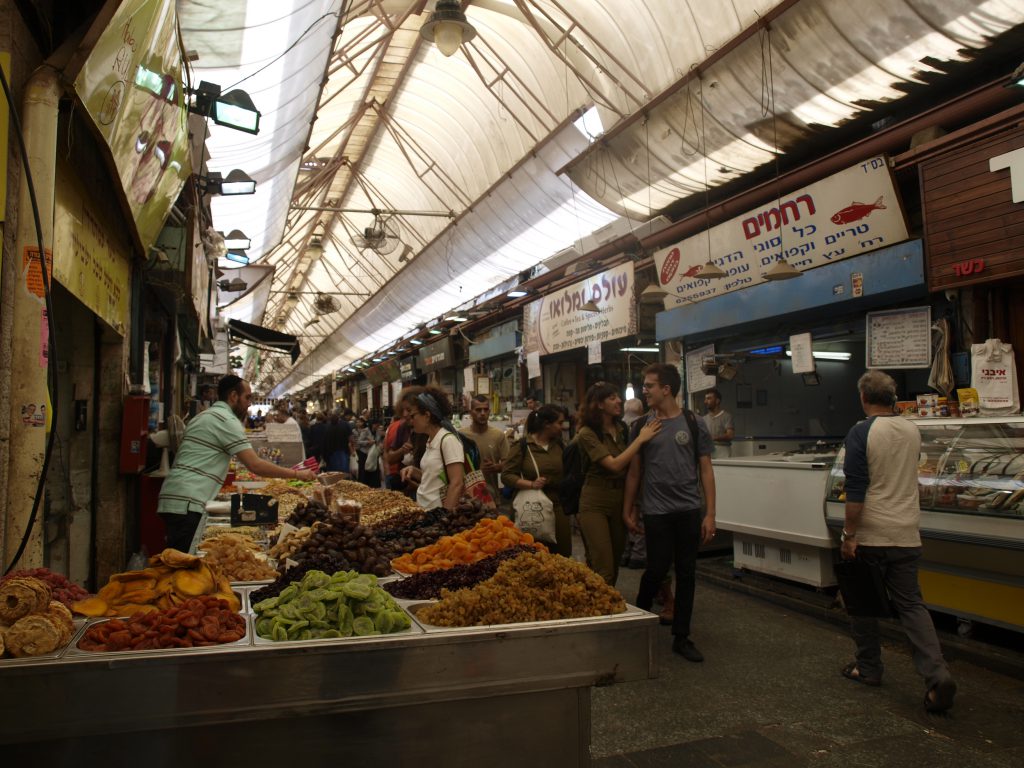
[624,363,717,663]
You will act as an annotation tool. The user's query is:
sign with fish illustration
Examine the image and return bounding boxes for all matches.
[653,156,908,308]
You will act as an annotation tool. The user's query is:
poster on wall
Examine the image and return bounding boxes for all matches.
[653,156,908,309]
[685,343,716,394]
[522,262,636,356]
[865,307,932,369]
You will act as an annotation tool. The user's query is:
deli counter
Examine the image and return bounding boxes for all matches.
[826,416,1024,633]
[0,592,657,766]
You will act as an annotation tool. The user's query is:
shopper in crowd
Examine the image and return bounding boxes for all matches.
[362,419,384,488]
[624,363,716,662]
[157,375,317,553]
[703,388,734,458]
[460,394,510,506]
[321,412,354,473]
[400,388,465,512]
[384,387,423,492]
[575,383,662,585]
[308,412,329,467]
[839,370,956,712]
[502,405,570,556]
[353,417,375,483]
[197,384,216,412]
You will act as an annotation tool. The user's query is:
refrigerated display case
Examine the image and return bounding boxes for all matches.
[826,416,1024,632]
[714,447,840,587]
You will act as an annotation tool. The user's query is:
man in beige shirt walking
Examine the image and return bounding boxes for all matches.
[839,370,956,713]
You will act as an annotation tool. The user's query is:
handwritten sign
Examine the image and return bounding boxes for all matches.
[866,307,932,369]
[685,343,716,394]
[653,156,908,307]
[789,333,815,374]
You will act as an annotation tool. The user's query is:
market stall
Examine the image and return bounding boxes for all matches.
[1,478,657,765]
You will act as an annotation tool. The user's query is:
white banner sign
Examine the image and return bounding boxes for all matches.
[523,262,636,355]
[526,351,541,380]
[653,156,908,308]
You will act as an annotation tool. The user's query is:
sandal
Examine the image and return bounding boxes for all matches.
[841,661,881,687]
[924,679,957,713]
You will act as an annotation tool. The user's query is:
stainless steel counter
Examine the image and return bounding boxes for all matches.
[1,601,657,767]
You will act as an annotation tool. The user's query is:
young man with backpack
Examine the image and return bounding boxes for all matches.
[623,363,717,662]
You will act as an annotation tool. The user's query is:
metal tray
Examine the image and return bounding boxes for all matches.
[404,602,651,634]
[249,607,423,646]
[64,613,251,657]
[0,619,89,666]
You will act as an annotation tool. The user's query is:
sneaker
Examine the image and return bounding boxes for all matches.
[672,637,704,662]
[924,679,957,713]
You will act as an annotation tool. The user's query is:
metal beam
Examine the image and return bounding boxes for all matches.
[289,205,454,217]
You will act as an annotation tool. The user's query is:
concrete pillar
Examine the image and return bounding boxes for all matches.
[3,66,59,569]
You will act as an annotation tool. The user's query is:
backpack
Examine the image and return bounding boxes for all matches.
[559,438,587,516]
[560,423,627,516]
[445,428,481,468]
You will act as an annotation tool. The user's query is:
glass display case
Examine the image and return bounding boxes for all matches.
[827,417,1024,520]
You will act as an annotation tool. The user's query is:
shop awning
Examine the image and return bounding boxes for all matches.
[227,319,301,364]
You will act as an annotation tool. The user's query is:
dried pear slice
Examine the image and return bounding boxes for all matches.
[173,568,212,596]
[72,596,110,617]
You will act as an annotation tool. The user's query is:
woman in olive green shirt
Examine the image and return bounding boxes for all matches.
[501,405,571,556]
[576,382,661,585]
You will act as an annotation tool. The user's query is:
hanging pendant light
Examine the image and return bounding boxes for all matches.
[763,259,802,280]
[420,1,477,57]
[700,259,727,279]
[640,283,668,303]
[581,300,600,313]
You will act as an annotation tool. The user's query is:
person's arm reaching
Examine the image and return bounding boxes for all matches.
[594,420,661,474]
[699,455,716,544]
[235,449,316,481]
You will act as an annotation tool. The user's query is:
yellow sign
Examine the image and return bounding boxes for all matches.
[72,0,190,253]
[54,162,132,335]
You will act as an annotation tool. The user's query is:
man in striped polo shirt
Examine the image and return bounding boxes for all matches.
[158,375,316,552]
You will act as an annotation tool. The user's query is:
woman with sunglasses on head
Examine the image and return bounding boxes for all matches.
[575,382,662,585]
[399,387,466,512]
[501,405,571,556]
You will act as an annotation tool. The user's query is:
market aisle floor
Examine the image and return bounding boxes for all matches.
[591,566,1024,768]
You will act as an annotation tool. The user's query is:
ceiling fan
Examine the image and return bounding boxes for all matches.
[351,212,401,256]
[313,293,342,315]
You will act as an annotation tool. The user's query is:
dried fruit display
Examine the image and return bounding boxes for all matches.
[77,596,245,651]
[417,551,626,626]
[1,568,92,609]
[391,516,543,574]
[374,504,492,562]
[0,576,76,658]
[286,499,332,528]
[248,555,355,605]
[384,546,537,601]
[253,570,411,641]
[72,549,240,617]
[199,534,277,582]
[287,514,392,577]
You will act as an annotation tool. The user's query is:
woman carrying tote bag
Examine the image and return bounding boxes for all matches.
[501,406,570,556]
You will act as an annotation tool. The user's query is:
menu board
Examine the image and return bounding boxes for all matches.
[865,307,932,369]
[685,343,717,394]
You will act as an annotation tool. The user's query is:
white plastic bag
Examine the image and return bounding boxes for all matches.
[970,339,1020,415]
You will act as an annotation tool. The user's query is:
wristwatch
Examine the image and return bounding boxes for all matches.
[841,529,857,543]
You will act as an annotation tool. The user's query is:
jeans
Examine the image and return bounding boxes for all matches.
[849,546,951,690]
[636,509,701,637]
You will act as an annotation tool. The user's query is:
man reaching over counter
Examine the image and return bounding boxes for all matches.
[157,375,316,552]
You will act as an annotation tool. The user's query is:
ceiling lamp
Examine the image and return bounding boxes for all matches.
[762,259,802,280]
[445,314,469,322]
[581,300,600,313]
[420,0,477,57]
[640,284,668,303]
[507,289,529,298]
[199,169,257,196]
[224,249,250,265]
[218,277,247,292]
[700,260,728,279]
[222,229,251,250]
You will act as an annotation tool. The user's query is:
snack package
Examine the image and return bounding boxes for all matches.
[956,388,980,417]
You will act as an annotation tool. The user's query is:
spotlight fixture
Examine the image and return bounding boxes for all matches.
[188,80,261,134]
[197,169,257,196]
[410,338,424,345]
[428,328,444,335]
[581,300,600,313]
[420,0,477,57]
[444,314,469,322]
[762,259,802,281]
[218,277,247,292]
[507,289,529,298]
